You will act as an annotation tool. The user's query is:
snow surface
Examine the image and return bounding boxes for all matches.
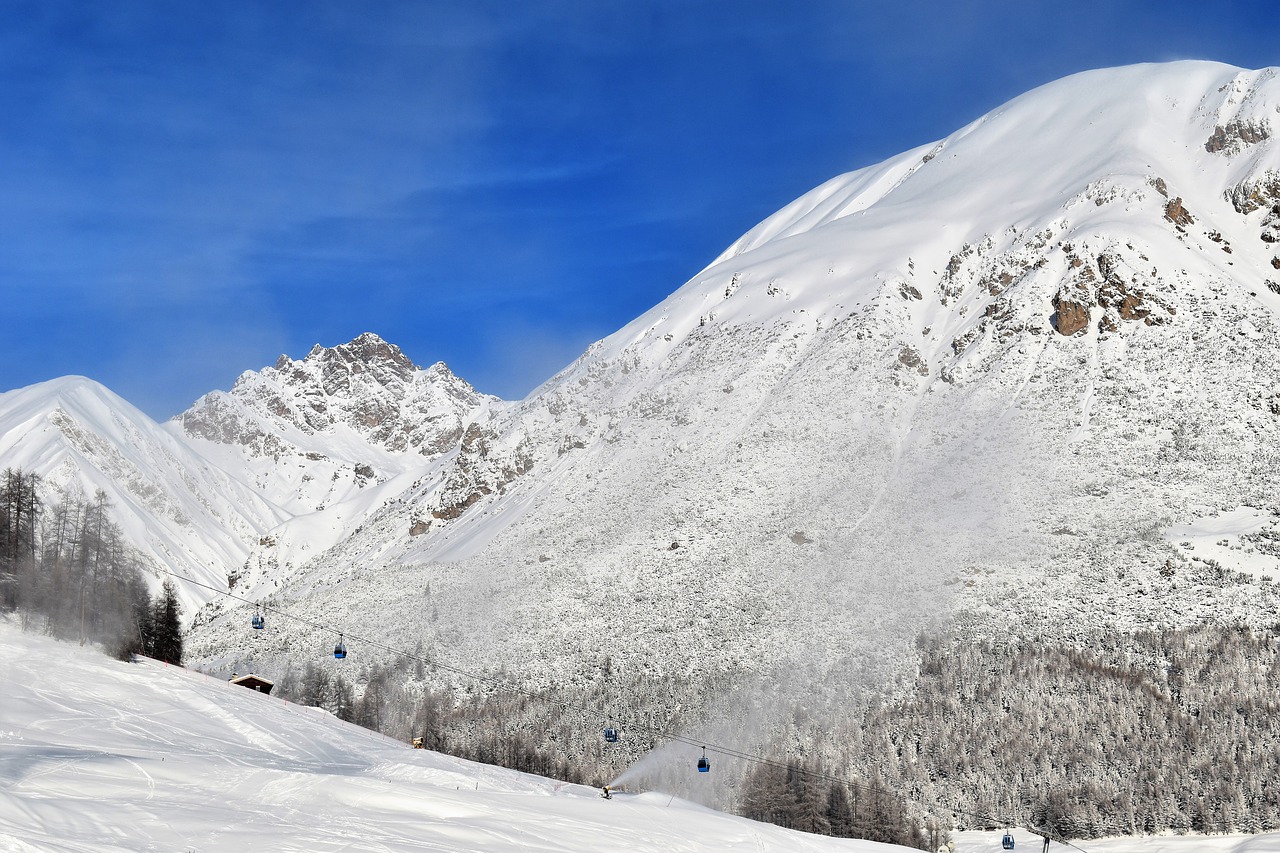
[4,619,1278,852]
[1166,505,1280,580]
[950,831,1280,853]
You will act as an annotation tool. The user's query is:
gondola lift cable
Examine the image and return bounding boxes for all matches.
[156,565,1092,851]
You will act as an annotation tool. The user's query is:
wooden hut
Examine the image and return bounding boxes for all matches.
[229,673,274,694]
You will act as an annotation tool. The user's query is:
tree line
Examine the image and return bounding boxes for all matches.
[738,759,931,847]
[0,467,183,664]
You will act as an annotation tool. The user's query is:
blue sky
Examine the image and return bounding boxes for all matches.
[2,1,1278,418]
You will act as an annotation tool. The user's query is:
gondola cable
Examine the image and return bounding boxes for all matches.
[156,564,1092,850]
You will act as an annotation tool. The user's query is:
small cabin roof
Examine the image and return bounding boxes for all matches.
[229,673,275,692]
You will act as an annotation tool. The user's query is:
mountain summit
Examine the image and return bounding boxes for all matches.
[0,376,280,614]
[179,332,494,463]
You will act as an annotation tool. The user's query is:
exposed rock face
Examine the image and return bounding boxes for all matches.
[1227,171,1280,215]
[431,422,533,520]
[1051,293,1091,336]
[1047,251,1177,337]
[897,346,929,375]
[1228,171,1280,246]
[1096,252,1174,327]
[1165,196,1195,226]
[1205,119,1271,154]
[284,334,416,399]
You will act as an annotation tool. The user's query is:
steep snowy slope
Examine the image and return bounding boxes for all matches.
[185,61,1280,758]
[0,377,285,614]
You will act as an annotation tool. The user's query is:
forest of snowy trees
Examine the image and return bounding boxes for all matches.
[0,468,183,664]
[838,624,1280,839]
[238,640,931,846]
[738,760,928,847]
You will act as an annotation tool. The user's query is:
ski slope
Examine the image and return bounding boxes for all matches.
[0,618,897,852]
[3,619,1279,852]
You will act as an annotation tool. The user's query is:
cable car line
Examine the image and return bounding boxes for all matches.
[155,564,1092,850]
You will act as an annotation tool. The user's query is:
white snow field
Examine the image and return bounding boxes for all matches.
[4,620,1279,853]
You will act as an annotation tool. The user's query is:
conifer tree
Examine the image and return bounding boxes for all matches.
[149,579,183,665]
[0,468,41,610]
[825,782,855,837]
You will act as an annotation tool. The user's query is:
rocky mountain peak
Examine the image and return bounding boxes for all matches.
[307,332,414,373]
[178,335,495,465]
[277,333,419,396]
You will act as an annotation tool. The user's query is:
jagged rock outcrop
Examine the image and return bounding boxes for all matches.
[1228,171,1280,248]
[1051,292,1092,336]
[1165,196,1195,226]
[431,423,534,521]
[1205,119,1271,154]
[179,333,495,462]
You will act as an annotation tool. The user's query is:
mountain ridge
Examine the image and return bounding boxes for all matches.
[0,376,285,614]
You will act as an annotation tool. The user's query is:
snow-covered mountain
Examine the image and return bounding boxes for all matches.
[185,60,1280,698]
[7,61,1280,803]
[174,332,499,590]
[0,333,494,614]
[179,332,497,498]
[0,377,284,615]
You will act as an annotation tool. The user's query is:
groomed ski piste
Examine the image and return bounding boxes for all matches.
[3,617,1279,853]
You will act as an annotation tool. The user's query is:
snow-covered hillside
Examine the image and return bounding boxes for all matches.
[0,377,285,615]
[0,618,900,852]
